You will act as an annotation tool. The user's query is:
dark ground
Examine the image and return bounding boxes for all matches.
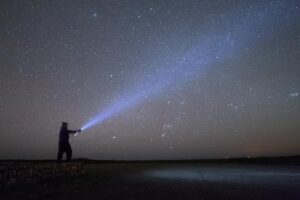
[1,162,300,200]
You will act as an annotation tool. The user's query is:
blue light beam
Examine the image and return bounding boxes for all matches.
[81,3,292,131]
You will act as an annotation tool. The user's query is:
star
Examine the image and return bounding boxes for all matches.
[289,92,299,97]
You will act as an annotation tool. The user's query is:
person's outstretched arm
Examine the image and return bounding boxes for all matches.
[67,129,81,134]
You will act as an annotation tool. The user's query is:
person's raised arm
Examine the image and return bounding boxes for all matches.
[67,129,81,134]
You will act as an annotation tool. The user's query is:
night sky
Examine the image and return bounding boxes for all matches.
[0,0,299,160]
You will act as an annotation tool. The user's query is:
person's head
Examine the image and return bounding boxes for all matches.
[61,122,68,129]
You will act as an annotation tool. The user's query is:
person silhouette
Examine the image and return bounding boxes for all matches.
[57,122,81,163]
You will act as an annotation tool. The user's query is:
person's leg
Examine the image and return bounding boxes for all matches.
[66,143,72,162]
[57,143,64,163]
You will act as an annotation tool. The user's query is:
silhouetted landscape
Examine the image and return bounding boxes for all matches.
[1,156,300,200]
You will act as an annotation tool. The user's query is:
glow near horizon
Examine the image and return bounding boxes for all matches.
[81,6,282,131]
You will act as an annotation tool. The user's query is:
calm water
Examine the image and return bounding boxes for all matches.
[143,164,300,187]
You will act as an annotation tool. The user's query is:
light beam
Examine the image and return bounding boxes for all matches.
[81,4,287,131]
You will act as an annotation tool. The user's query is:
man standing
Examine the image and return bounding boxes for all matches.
[57,122,81,162]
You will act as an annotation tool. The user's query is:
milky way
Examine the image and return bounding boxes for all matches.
[0,0,299,160]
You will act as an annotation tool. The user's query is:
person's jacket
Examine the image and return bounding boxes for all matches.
[59,127,77,143]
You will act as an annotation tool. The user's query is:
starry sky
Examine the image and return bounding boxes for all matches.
[0,0,299,160]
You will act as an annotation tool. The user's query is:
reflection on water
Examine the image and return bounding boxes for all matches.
[144,165,300,186]
[147,169,204,181]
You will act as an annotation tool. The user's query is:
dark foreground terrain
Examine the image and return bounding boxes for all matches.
[1,161,300,200]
